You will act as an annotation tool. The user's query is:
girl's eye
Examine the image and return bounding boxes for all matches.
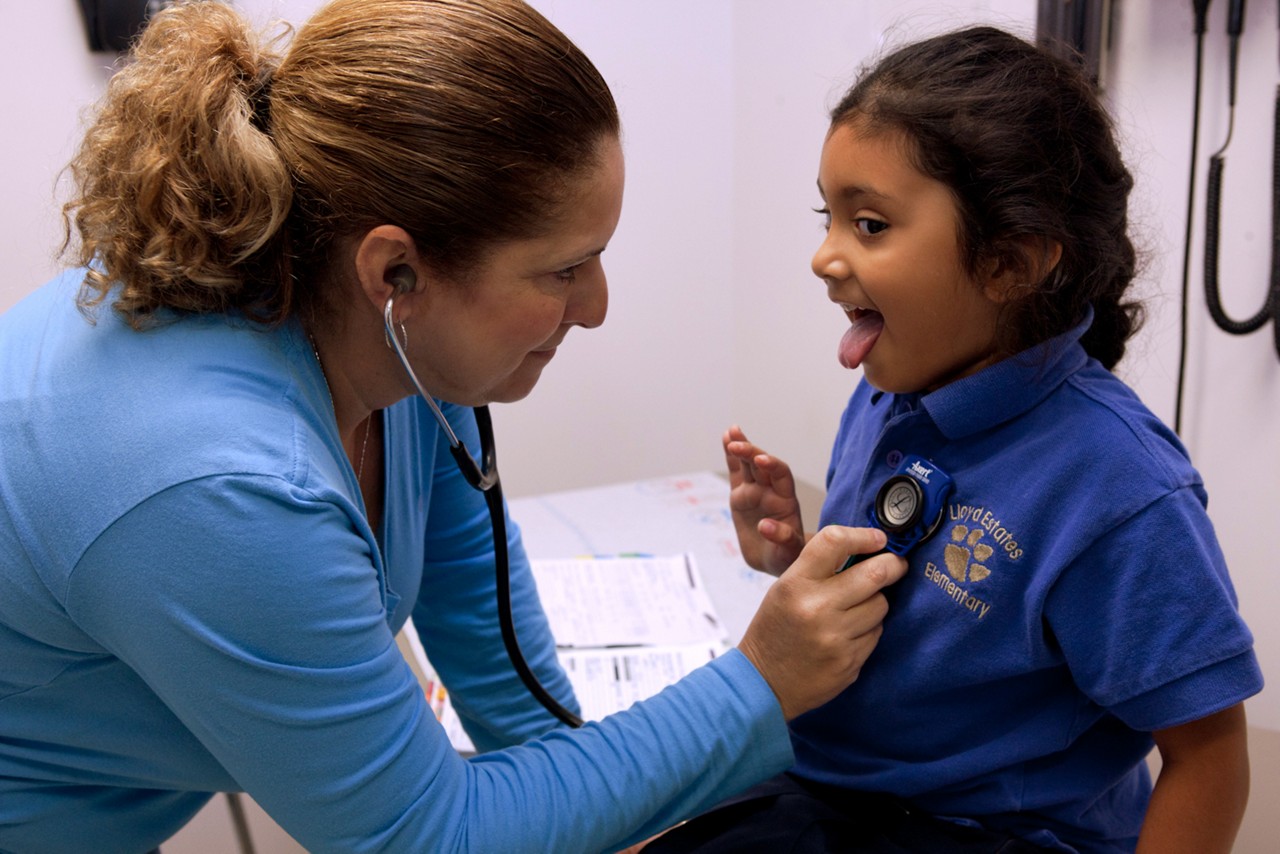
[854,217,889,237]
[813,206,832,230]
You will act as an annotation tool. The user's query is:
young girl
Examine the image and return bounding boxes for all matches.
[650,26,1263,854]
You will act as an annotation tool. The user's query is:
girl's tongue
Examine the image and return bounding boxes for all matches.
[838,310,884,369]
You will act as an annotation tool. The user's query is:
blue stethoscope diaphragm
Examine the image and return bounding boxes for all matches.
[872,455,953,554]
[840,454,954,571]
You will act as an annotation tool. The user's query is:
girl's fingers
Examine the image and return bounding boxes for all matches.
[758,518,792,544]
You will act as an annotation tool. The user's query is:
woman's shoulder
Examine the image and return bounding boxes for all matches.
[1,277,342,573]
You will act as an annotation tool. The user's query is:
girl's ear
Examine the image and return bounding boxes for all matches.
[983,238,1063,303]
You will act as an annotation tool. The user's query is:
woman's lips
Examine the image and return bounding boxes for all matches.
[528,346,558,363]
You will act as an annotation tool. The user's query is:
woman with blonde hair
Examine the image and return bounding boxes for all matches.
[0,2,903,851]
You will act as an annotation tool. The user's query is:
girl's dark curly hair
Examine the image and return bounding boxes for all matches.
[832,26,1142,370]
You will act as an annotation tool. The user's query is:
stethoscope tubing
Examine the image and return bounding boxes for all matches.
[382,296,582,728]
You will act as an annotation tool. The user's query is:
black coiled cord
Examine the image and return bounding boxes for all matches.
[1177,0,1280,435]
[1202,102,1278,338]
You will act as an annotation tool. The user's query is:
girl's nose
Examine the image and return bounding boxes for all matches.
[811,234,851,283]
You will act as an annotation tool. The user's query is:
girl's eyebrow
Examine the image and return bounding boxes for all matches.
[841,184,893,203]
[814,179,893,203]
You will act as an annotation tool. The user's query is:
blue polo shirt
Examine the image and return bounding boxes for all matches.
[794,312,1263,852]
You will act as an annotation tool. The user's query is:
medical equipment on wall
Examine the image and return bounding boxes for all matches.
[1176,0,1280,433]
[383,296,584,729]
[76,0,173,52]
[1201,0,1280,355]
[1036,0,1116,88]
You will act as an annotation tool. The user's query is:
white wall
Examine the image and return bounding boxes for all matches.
[2,0,1275,735]
[1,5,115,298]
[727,0,1036,494]
[1102,1,1280,734]
[490,0,737,498]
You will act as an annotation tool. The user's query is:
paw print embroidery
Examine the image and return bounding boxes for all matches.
[944,525,993,582]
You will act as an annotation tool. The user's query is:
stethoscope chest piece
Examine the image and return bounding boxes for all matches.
[870,455,955,557]
[875,475,927,533]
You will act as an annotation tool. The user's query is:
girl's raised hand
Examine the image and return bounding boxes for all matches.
[723,425,806,576]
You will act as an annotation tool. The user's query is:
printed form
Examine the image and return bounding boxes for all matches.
[534,554,730,722]
[423,553,730,752]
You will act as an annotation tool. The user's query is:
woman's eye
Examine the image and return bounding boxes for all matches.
[854,217,889,237]
[813,206,832,230]
[553,265,580,283]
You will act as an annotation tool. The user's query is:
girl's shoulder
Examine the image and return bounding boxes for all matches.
[1059,361,1197,489]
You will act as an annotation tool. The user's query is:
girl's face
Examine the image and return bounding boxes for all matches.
[408,137,625,406]
[812,122,1006,394]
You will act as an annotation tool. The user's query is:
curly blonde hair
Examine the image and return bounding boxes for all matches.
[62,0,619,328]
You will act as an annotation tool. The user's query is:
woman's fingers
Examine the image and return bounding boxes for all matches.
[738,526,907,720]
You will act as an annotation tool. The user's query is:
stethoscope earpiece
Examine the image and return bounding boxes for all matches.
[388,264,417,294]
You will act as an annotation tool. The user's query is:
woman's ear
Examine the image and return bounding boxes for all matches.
[983,237,1063,303]
[353,225,426,318]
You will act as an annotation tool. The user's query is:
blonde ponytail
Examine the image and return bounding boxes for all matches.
[63,2,292,327]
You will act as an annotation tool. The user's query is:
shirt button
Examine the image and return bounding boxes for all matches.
[886,450,903,468]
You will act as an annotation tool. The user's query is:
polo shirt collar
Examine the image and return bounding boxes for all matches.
[918,306,1094,440]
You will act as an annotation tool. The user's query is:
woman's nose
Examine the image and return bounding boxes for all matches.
[570,264,608,329]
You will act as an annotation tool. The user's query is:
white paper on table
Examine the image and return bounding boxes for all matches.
[420,551,733,752]
[557,642,729,722]
[530,553,727,648]
[433,640,729,749]
[509,472,774,644]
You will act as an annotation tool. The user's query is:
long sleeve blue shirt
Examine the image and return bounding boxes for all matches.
[0,272,792,854]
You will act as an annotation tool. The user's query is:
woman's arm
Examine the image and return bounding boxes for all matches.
[1137,703,1250,854]
[71,463,904,852]
[69,472,791,853]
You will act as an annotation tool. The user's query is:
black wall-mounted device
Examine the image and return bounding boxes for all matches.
[76,0,172,53]
[1036,0,1116,88]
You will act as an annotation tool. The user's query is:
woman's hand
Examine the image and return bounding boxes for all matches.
[723,425,807,576]
[737,526,906,721]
